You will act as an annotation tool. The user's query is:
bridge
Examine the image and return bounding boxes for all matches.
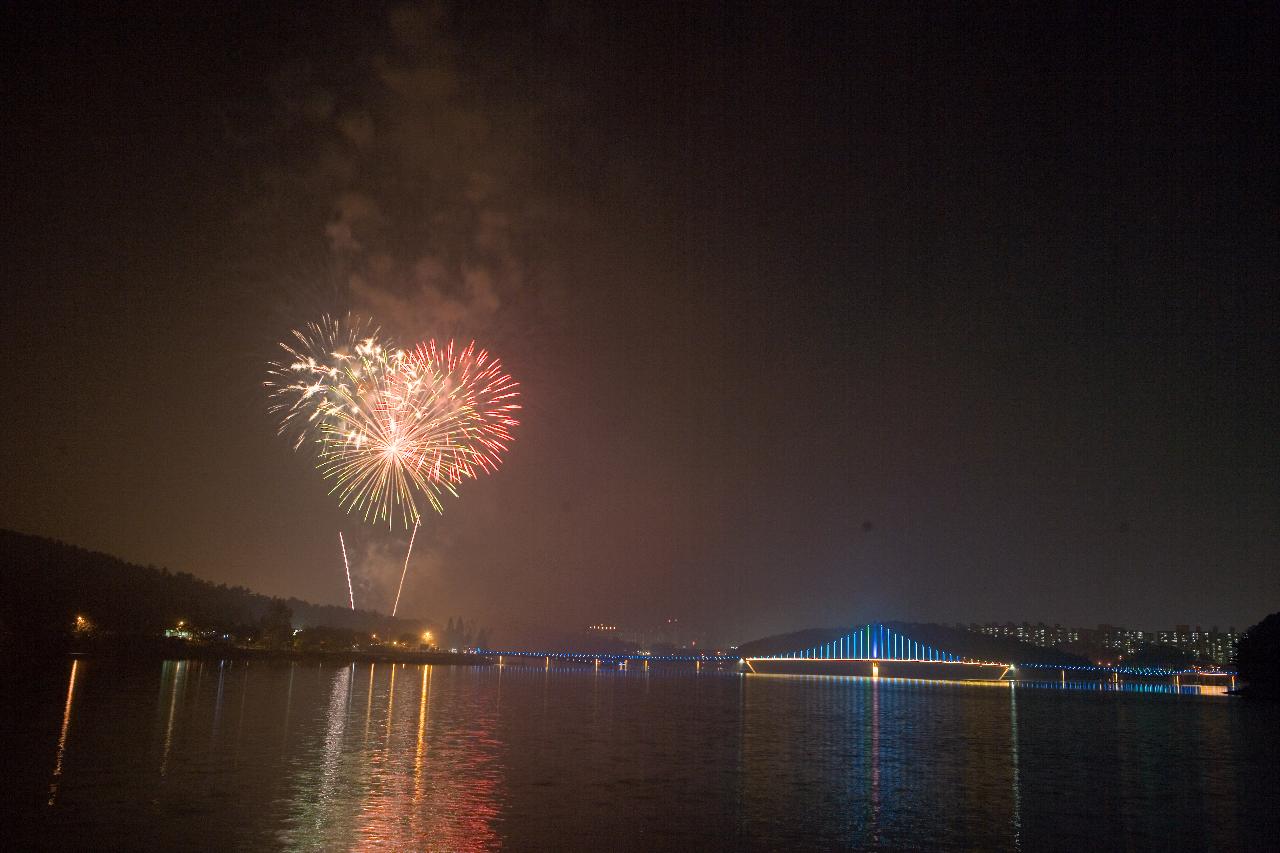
[476,649,738,667]
[743,622,1012,680]
[480,624,1005,678]
[482,622,1235,683]
[743,623,1236,682]
[752,622,983,663]
[1015,662,1236,679]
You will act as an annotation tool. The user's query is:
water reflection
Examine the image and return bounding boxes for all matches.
[282,661,295,752]
[317,665,352,816]
[738,673,1243,849]
[21,659,1276,851]
[158,659,187,776]
[234,662,249,763]
[263,663,503,852]
[46,657,80,805]
[869,679,881,845]
[1017,679,1229,696]
[413,665,431,805]
[211,660,225,746]
[364,662,376,744]
[1009,682,1022,851]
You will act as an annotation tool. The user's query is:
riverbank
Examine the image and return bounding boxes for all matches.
[6,635,492,667]
[128,645,494,667]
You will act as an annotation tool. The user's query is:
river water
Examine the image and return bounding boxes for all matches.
[9,658,1277,851]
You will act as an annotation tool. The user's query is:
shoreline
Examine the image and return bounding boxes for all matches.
[9,637,493,668]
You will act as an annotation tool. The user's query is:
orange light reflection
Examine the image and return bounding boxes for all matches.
[47,658,80,805]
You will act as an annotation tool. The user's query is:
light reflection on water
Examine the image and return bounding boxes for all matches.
[45,657,79,805]
[1017,679,1230,696]
[16,658,1279,851]
[270,660,503,852]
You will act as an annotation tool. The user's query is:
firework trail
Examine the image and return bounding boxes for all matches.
[391,521,419,618]
[338,531,354,610]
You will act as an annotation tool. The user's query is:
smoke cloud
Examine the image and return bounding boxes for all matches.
[262,2,559,346]
[351,529,448,617]
[244,3,575,624]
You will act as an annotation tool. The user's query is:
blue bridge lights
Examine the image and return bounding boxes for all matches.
[769,623,969,663]
[482,623,1235,680]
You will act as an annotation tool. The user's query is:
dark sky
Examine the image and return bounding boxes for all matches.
[4,2,1277,645]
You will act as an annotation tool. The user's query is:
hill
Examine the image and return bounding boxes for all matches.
[0,529,424,644]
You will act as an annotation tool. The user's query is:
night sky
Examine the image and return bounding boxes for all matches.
[4,3,1276,645]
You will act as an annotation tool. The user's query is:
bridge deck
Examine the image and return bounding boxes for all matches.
[480,650,737,663]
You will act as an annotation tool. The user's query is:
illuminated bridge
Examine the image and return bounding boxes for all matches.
[481,623,1009,680]
[761,622,971,663]
[743,623,1012,681]
[477,650,738,668]
[482,622,1234,684]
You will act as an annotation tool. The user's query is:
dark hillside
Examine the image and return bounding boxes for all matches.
[0,529,422,645]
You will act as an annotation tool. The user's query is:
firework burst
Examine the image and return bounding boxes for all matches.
[266,316,521,528]
[316,339,521,526]
[264,314,387,452]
